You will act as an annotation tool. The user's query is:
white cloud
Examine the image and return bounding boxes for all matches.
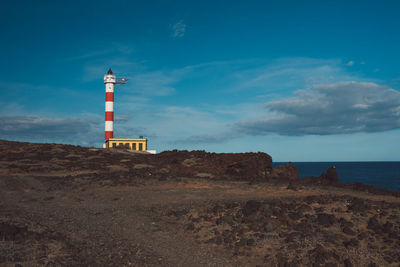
[114,114,131,122]
[346,61,355,66]
[232,57,356,94]
[0,115,102,145]
[236,82,400,135]
[170,20,186,38]
[107,58,393,145]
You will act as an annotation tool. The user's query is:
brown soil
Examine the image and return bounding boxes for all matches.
[0,140,399,266]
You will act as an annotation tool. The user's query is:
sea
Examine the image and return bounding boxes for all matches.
[272,162,400,192]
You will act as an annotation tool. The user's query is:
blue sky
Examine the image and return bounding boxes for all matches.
[1,0,399,161]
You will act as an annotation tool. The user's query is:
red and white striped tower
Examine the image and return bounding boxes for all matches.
[104,68,116,142]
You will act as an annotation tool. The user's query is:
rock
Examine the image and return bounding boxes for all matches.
[185,223,195,231]
[298,204,312,213]
[343,238,359,248]
[0,222,28,241]
[318,166,339,185]
[45,261,56,267]
[339,218,354,228]
[309,244,331,265]
[255,233,266,240]
[275,253,289,267]
[294,221,312,233]
[205,237,216,244]
[357,232,368,240]
[168,209,188,217]
[383,222,393,234]
[249,223,262,232]
[344,259,353,267]
[288,212,302,221]
[286,183,298,191]
[326,166,339,183]
[270,163,299,181]
[272,207,283,216]
[388,232,398,240]
[348,198,368,213]
[261,205,273,217]
[316,213,336,227]
[215,236,223,245]
[384,255,394,264]
[224,237,233,244]
[242,200,262,217]
[237,238,247,247]
[285,232,302,243]
[222,215,234,226]
[212,204,222,214]
[263,222,276,232]
[342,226,356,235]
[222,230,231,238]
[191,217,200,223]
[367,216,382,234]
[246,238,255,246]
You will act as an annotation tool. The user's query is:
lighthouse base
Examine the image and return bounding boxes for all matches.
[104,138,148,151]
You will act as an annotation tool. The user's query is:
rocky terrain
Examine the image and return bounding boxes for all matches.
[0,140,399,266]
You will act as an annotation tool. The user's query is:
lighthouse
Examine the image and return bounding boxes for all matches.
[102,69,153,152]
[104,68,115,142]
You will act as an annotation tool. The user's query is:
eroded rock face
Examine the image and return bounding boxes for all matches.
[1,140,398,199]
[270,162,299,181]
[302,166,340,186]
[0,140,274,183]
[319,166,339,185]
[155,150,273,181]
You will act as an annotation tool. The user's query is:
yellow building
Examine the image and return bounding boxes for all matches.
[105,138,147,151]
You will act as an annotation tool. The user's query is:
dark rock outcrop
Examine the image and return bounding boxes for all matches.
[302,166,340,186]
[319,166,339,185]
[242,200,262,217]
[270,162,299,181]
[156,150,273,181]
[348,198,368,213]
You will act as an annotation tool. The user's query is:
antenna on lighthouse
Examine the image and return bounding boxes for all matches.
[115,77,129,86]
[114,71,129,86]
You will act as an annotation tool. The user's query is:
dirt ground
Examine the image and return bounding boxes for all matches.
[0,140,399,266]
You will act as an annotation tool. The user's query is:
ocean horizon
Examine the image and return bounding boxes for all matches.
[273,161,400,192]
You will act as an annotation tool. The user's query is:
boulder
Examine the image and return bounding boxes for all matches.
[316,213,336,227]
[348,198,368,213]
[367,216,382,234]
[318,166,339,185]
[242,200,262,217]
[270,163,299,181]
